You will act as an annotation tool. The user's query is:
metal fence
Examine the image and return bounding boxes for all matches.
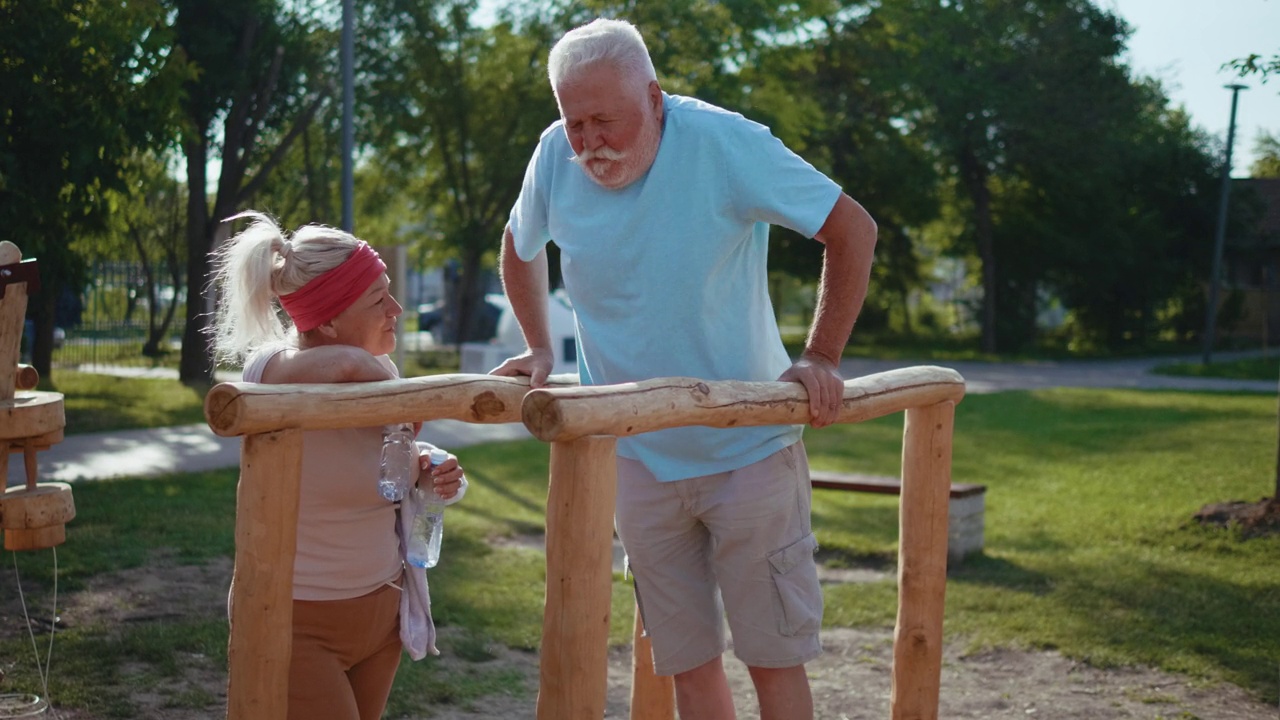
[50,260,187,370]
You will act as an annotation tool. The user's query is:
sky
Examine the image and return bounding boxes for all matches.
[1100,0,1279,176]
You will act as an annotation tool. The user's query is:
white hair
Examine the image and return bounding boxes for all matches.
[208,211,363,365]
[548,18,657,95]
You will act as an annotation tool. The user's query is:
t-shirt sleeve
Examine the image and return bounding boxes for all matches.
[724,118,842,239]
[508,126,558,262]
[241,343,290,383]
[377,354,399,379]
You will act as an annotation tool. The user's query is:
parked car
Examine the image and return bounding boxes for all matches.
[416,301,445,333]
[416,295,505,342]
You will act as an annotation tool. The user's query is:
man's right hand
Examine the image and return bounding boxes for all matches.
[489,347,555,388]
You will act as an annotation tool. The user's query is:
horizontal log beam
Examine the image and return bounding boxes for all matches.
[204,373,580,437]
[15,364,37,391]
[522,366,965,442]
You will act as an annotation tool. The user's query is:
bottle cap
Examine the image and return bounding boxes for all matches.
[428,448,449,465]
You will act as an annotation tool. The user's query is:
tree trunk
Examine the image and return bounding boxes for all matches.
[958,145,997,355]
[29,281,56,381]
[179,136,215,384]
[154,244,184,358]
[457,245,486,343]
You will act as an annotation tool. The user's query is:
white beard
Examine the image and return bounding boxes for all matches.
[570,115,662,190]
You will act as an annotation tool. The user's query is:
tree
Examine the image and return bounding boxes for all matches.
[1226,51,1280,83]
[1251,131,1280,178]
[85,152,189,358]
[359,0,560,344]
[0,0,187,378]
[870,0,1138,352]
[752,4,938,336]
[172,0,331,381]
[1227,49,1280,520]
[1038,88,1220,350]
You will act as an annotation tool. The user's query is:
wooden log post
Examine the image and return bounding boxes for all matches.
[15,364,38,391]
[226,429,303,720]
[520,366,965,720]
[891,401,955,720]
[629,606,675,720]
[0,240,26,401]
[0,240,26,485]
[537,435,619,720]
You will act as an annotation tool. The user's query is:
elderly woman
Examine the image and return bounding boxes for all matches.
[209,211,467,720]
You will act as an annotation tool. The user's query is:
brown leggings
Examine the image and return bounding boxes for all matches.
[288,581,403,720]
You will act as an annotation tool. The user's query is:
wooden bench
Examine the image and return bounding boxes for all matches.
[810,471,986,564]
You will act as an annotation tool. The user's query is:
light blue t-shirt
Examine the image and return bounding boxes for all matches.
[509,93,842,481]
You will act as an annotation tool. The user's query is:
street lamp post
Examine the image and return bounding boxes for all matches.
[1202,83,1248,365]
[341,0,355,233]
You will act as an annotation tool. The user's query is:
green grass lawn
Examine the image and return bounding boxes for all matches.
[805,388,1279,703]
[45,357,462,436]
[45,370,212,435]
[1154,354,1280,381]
[2,387,1276,715]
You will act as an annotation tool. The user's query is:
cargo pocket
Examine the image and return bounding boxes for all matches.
[766,532,822,637]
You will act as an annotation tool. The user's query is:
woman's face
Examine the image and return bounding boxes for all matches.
[326,273,402,356]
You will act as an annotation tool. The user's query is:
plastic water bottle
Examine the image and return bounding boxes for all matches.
[377,423,417,501]
[407,448,449,569]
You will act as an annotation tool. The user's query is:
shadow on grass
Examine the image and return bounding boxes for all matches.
[804,389,1271,480]
[1043,556,1278,704]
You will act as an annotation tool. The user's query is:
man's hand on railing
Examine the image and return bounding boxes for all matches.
[779,352,845,429]
[489,346,556,388]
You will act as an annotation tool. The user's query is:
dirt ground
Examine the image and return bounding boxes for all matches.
[2,556,1277,720]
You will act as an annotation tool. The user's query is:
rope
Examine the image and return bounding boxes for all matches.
[5,548,62,718]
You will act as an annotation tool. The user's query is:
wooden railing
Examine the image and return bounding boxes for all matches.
[205,365,964,720]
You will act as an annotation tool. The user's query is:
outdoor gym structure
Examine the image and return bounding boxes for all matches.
[204,364,965,719]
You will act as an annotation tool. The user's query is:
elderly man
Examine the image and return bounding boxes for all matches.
[492,17,877,720]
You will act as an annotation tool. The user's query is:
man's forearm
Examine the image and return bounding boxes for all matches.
[807,194,877,364]
[499,227,553,351]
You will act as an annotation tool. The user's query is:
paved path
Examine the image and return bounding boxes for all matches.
[837,352,1277,395]
[6,354,1273,487]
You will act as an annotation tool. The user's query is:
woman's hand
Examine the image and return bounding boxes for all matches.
[418,452,465,500]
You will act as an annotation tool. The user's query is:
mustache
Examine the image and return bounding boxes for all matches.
[569,146,627,166]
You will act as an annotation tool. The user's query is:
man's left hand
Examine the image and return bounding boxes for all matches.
[779,353,845,428]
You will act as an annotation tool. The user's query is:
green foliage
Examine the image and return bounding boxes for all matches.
[9,0,1256,372]
[358,0,561,342]
[0,0,190,375]
[1250,131,1280,178]
[172,0,334,381]
[1225,51,1280,82]
[80,151,189,358]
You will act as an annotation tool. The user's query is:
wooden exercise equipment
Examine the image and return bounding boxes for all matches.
[521,367,964,720]
[208,365,963,720]
[0,241,73,551]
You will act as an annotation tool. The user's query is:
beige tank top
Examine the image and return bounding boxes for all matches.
[243,345,403,601]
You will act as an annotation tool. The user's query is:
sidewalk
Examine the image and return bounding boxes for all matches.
[6,355,1273,487]
[5,420,532,487]
[837,352,1277,395]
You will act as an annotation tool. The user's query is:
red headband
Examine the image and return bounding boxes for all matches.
[279,242,387,332]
